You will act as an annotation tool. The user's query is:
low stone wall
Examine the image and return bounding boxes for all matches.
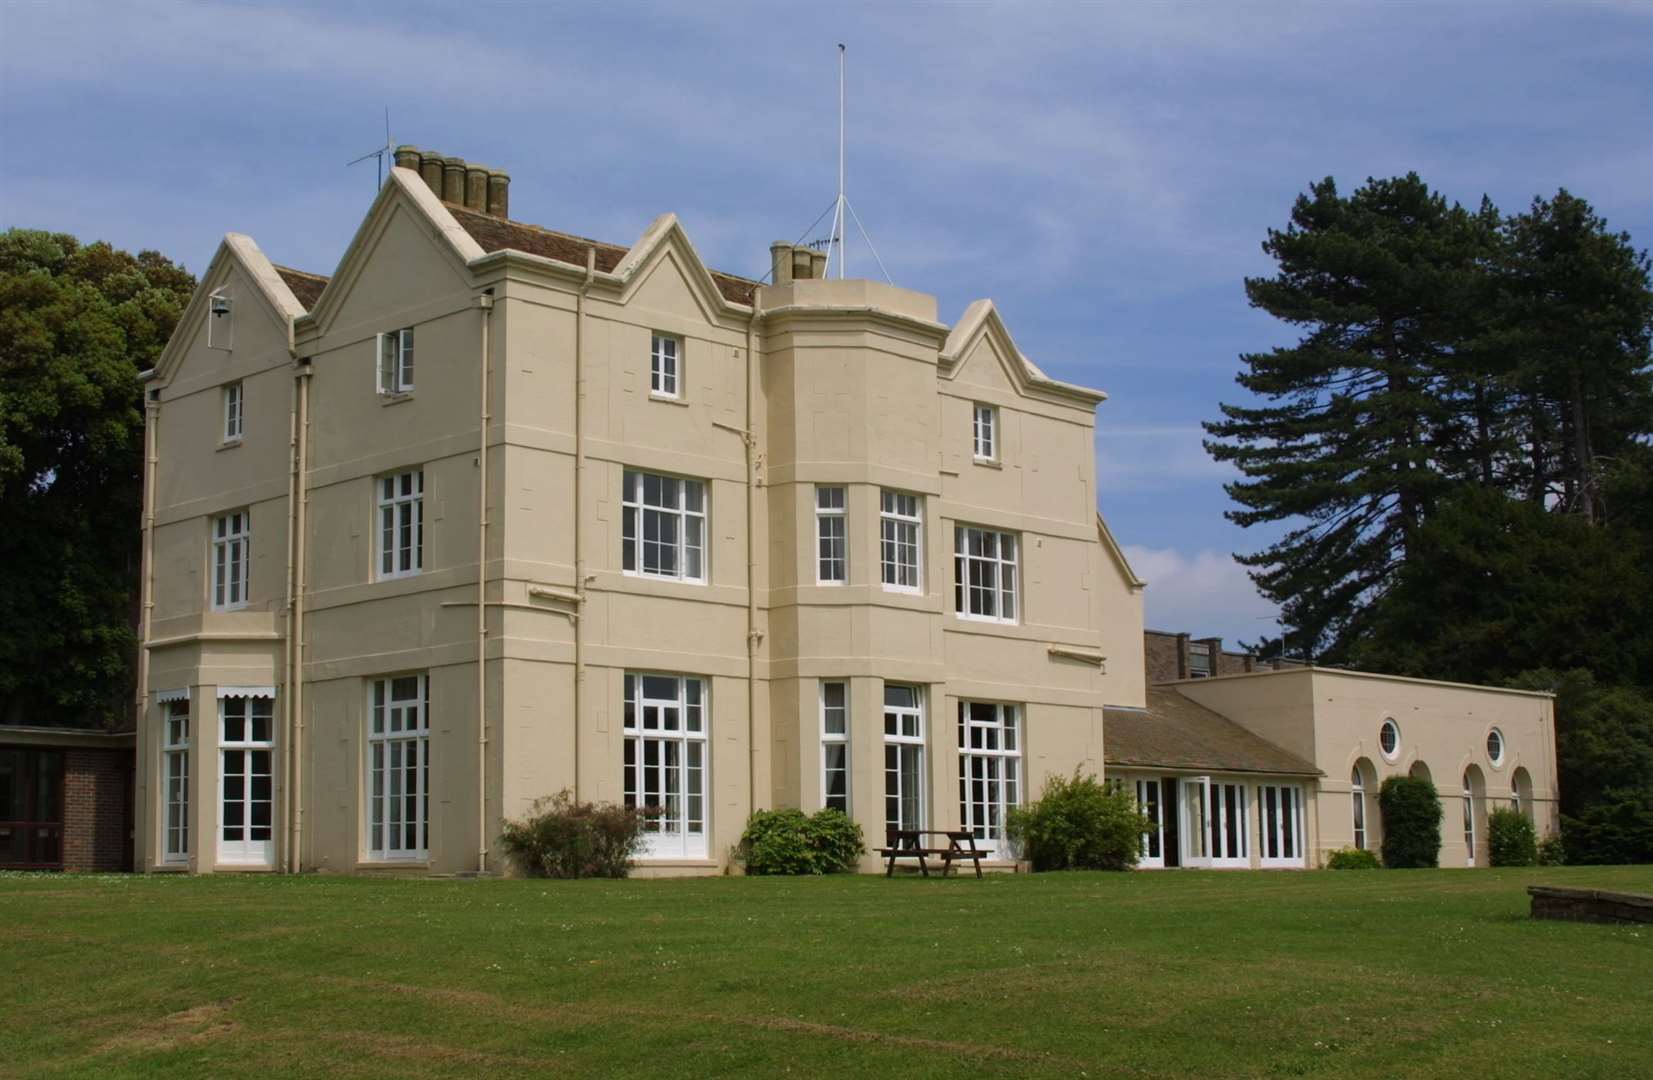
[1528,885,1653,925]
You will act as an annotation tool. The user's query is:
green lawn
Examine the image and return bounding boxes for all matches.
[2,866,1650,1078]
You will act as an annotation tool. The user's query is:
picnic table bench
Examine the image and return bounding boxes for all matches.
[877,828,986,878]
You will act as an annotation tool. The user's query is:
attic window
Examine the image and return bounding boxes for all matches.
[207,291,234,351]
[378,328,415,395]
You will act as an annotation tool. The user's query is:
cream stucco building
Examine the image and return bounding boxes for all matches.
[135,150,1145,876]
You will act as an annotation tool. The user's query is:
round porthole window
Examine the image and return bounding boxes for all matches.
[1487,727,1505,766]
[1379,719,1401,761]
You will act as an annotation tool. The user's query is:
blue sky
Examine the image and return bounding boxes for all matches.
[4,1,1650,645]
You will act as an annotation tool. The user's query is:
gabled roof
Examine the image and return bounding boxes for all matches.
[147,233,302,385]
[939,299,1107,408]
[444,202,759,306]
[1105,687,1320,776]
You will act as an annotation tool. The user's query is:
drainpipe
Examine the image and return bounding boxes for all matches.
[477,291,495,875]
[283,372,298,872]
[290,359,312,871]
[721,313,761,814]
[573,248,594,799]
[136,391,158,867]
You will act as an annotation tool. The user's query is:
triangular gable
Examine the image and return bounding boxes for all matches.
[1097,512,1145,592]
[604,213,754,325]
[149,233,300,385]
[939,299,1106,408]
[303,167,485,334]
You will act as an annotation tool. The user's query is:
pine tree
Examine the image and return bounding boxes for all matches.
[1203,175,1496,655]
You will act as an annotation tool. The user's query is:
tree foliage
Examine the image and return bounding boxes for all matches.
[0,229,194,728]
[1378,775,1443,869]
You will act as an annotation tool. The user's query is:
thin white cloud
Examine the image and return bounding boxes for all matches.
[1125,544,1279,644]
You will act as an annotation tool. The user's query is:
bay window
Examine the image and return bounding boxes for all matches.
[883,684,924,831]
[624,673,708,858]
[957,701,1020,857]
[367,674,430,860]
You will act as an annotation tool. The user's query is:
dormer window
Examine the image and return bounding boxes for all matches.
[207,291,234,350]
[973,403,997,462]
[378,328,415,395]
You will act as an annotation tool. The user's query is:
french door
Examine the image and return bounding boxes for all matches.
[218,695,275,866]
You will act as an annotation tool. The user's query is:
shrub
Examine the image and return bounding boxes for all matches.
[1379,775,1443,868]
[738,808,866,875]
[498,791,647,878]
[1488,808,1537,867]
[1005,769,1144,871]
[1325,846,1381,870]
[1560,792,1653,865]
[1537,832,1566,866]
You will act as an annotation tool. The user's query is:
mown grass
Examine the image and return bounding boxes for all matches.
[1,865,1649,1078]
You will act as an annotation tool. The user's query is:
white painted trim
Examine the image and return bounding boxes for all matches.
[217,686,276,700]
[155,687,191,704]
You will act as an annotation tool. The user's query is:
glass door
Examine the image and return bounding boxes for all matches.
[218,696,275,866]
[1181,776,1211,868]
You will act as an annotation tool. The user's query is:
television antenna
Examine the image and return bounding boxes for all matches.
[780,45,892,284]
[347,108,394,191]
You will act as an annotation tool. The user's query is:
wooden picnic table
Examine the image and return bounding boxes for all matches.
[877,828,986,878]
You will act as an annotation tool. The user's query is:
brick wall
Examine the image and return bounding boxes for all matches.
[1145,630,1186,683]
[61,748,132,872]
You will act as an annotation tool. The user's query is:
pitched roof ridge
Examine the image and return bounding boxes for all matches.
[271,263,329,282]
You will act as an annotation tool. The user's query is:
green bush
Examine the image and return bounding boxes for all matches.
[738,808,866,875]
[1325,846,1381,869]
[1537,832,1566,866]
[1488,808,1537,867]
[1379,776,1443,868]
[1005,769,1144,872]
[498,791,647,878]
[1560,792,1653,864]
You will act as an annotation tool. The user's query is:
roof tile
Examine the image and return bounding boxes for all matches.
[1104,687,1321,776]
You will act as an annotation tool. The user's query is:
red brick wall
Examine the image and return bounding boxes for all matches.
[1145,631,1186,683]
[61,748,132,873]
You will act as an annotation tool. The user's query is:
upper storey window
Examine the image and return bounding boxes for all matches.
[954,525,1017,623]
[377,469,424,580]
[973,403,998,462]
[879,490,922,593]
[223,381,244,442]
[651,333,681,398]
[212,510,250,611]
[378,328,415,395]
[816,486,847,584]
[623,470,706,583]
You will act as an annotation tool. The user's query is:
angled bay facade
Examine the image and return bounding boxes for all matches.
[135,153,1145,875]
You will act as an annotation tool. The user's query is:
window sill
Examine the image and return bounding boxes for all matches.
[972,457,1002,470]
[211,603,251,614]
[376,570,424,584]
[153,861,191,873]
[356,859,430,870]
[622,569,707,587]
[881,584,924,596]
[956,613,1018,627]
[379,391,415,407]
[649,393,689,407]
[635,858,718,867]
[217,437,243,452]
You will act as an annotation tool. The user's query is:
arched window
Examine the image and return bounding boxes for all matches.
[1463,769,1476,866]
[1351,765,1367,850]
[1511,766,1533,822]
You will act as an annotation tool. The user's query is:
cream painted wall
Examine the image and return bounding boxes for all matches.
[137,180,1137,876]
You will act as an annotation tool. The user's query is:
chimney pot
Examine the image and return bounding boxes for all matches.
[770,241,794,285]
[419,151,445,194]
[810,250,828,279]
[464,163,488,213]
[441,156,466,204]
[486,170,510,219]
[393,145,421,172]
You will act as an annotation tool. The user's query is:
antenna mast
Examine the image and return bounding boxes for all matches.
[347,108,394,191]
[833,43,846,279]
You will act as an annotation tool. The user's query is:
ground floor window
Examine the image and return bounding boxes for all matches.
[219,694,274,866]
[163,700,190,862]
[1258,784,1304,866]
[1463,773,1476,866]
[821,681,849,814]
[884,684,924,832]
[0,747,63,869]
[624,673,707,858]
[1135,778,1164,867]
[958,701,1019,856]
[1351,766,1367,850]
[368,674,429,860]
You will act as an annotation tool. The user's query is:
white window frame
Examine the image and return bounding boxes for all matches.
[1463,773,1477,866]
[1379,718,1401,762]
[879,490,922,593]
[883,684,925,832]
[162,700,190,863]
[972,403,997,462]
[650,332,681,398]
[815,486,847,585]
[1351,766,1367,851]
[1181,776,1248,868]
[1486,727,1505,766]
[953,525,1018,623]
[222,380,243,442]
[957,701,1020,858]
[366,674,430,861]
[1136,778,1164,868]
[1258,783,1305,867]
[377,328,415,395]
[217,693,275,867]
[820,680,849,814]
[376,469,424,581]
[211,510,251,611]
[622,470,706,583]
[624,673,709,859]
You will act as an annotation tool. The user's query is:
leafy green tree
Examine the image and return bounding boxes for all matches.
[0,229,194,728]
[1204,174,1498,656]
